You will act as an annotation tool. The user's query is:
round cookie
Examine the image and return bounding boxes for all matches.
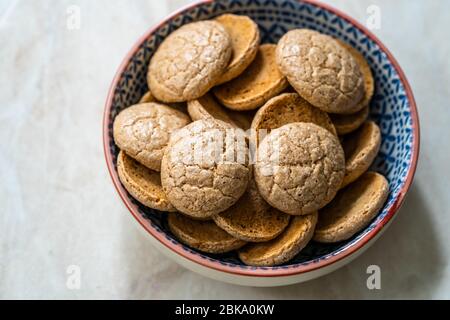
[341,121,381,188]
[215,14,260,84]
[113,103,191,171]
[251,93,337,143]
[213,180,290,242]
[117,151,176,212]
[228,110,254,130]
[187,92,238,128]
[276,29,364,114]
[255,122,345,215]
[148,21,232,102]
[238,212,318,266]
[213,44,289,111]
[314,172,389,243]
[168,213,246,254]
[337,40,375,110]
[139,90,188,114]
[161,119,251,219]
[187,94,254,130]
[330,104,369,135]
[139,91,157,103]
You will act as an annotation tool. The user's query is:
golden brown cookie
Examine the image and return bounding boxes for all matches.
[187,93,254,130]
[228,110,254,130]
[330,104,369,135]
[238,212,318,266]
[113,103,191,171]
[341,121,381,188]
[213,180,290,242]
[276,29,364,114]
[314,172,389,243]
[168,213,246,253]
[187,93,238,127]
[139,91,157,103]
[215,14,260,84]
[251,93,337,143]
[213,44,288,111]
[148,21,232,102]
[139,90,188,114]
[161,119,251,219]
[337,40,374,111]
[117,151,176,212]
[255,122,345,215]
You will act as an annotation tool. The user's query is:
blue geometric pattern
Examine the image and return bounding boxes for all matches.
[107,0,414,270]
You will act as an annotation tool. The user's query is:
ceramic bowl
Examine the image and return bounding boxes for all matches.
[103,0,420,286]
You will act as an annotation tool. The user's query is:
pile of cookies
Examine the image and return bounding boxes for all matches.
[113,14,389,266]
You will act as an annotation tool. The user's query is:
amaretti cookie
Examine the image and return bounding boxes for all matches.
[148,21,232,102]
[139,90,187,114]
[251,93,337,142]
[276,29,364,114]
[213,44,288,110]
[329,40,374,134]
[330,104,369,135]
[337,40,375,111]
[228,110,254,130]
[255,122,345,215]
[314,172,389,243]
[161,119,251,219]
[187,92,238,127]
[168,213,246,253]
[213,180,290,242]
[187,93,254,130]
[139,91,157,103]
[215,14,260,84]
[238,212,318,266]
[341,121,381,188]
[113,103,191,171]
[117,151,176,212]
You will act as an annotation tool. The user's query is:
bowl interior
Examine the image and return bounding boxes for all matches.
[106,0,415,272]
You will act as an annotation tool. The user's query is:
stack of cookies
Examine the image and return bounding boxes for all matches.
[113,14,389,266]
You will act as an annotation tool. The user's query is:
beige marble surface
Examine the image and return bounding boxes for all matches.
[0,0,449,299]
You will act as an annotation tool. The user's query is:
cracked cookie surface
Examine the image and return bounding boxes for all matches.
[113,103,191,171]
[117,151,176,212]
[161,119,251,219]
[168,213,246,253]
[255,122,345,215]
[276,29,364,114]
[148,21,232,102]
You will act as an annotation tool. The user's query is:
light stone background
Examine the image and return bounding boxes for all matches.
[0,0,449,299]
